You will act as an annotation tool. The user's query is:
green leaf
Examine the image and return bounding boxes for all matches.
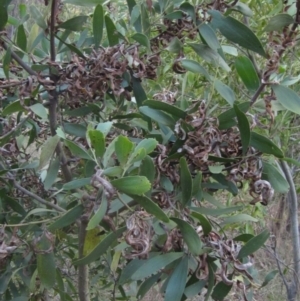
[111,176,151,195]
[237,229,270,259]
[191,212,212,235]
[139,106,175,127]
[115,136,134,166]
[222,214,258,225]
[88,129,105,158]
[74,227,126,265]
[209,10,267,57]
[105,15,119,46]
[30,103,48,120]
[261,270,278,287]
[211,280,232,300]
[2,100,24,116]
[262,161,289,193]
[58,16,88,31]
[235,56,260,92]
[86,198,108,230]
[44,157,60,190]
[3,47,11,79]
[234,104,250,155]
[132,76,147,107]
[165,256,188,301]
[128,194,169,222]
[48,205,84,231]
[208,165,224,174]
[250,132,284,158]
[137,273,162,300]
[30,6,47,29]
[65,140,93,160]
[264,13,294,32]
[103,137,117,168]
[211,173,238,195]
[143,100,187,120]
[167,37,183,53]
[136,138,158,155]
[199,23,221,51]
[272,84,300,115]
[0,0,10,30]
[214,79,235,106]
[140,155,156,184]
[189,43,230,72]
[141,3,150,36]
[131,253,184,281]
[131,33,150,51]
[171,218,202,255]
[180,59,211,80]
[39,135,60,170]
[233,233,254,242]
[191,206,242,216]
[180,157,192,206]
[63,177,91,190]
[93,5,104,48]
[17,24,27,52]
[63,123,86,138]
[36,233,56,289]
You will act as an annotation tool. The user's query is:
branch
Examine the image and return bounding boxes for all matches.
[1,41,37,76]
[280,160,300,301]
[50,0,57,62]
[78,215,90,301]
[250,83,265,106]
[14,181,66,213]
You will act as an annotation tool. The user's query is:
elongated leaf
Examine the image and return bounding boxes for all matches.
[105,15,119,46]
[63,177,91,190]
[93,5,104,48]
[250,132,284,158]
[191,206,242,216]
[64,123,86,138]
[209,10,266,57]
[171,218,202,255]
[140,155,156,184]
[132,76,147,107]
[137,273,162,300]
[222,214,258,225]
[235,56,259,92]
[180,59,211,80]
[165,256,188,301]
[48,205,84,231]
[17,24,27,52]
[39,135,60,170]
[261,270,278,287]
[189,43,230,72]
[111,176,151,195]
[88,129,105,158]
[44,157,60,190]
[58,16,88,31]
[199,23,221,51]
[262,161,289,193]
[3,47,11,79]
[143,100,187,119]
[115,135,134,166]
[131,253,184,280]
[139,106,175,127]
[30,103,48,119]
[214,79,235,106]
[141,3,150,36]
[234,104,250,155]
[135,138,158,154]
[131,33,150,51]
[191,212,212,235]
[180,157,192,206]
[264,13,294,32]
[65,140,93,160]
[211,280,232,300]
[0,0,11,30]
[36,233,56,289]
[86,198,108,230]
[74,227,126,265]
[2,100,24,116]
[272,84,300,115]
[237,229,270,259]
[128,194,169,222]
[63,0,106,6]
[30,6,47,29]
[211,173,238,195]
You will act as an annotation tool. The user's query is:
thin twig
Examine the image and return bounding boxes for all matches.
[0,114,32,140]
[250,83,266,106]
[14,181,66,213]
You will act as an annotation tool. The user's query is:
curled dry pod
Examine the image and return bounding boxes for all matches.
[34,231,56,289]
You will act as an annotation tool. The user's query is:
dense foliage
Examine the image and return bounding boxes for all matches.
[0,0,300,300]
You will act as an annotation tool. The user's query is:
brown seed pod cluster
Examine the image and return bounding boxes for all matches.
[153,101,273,206]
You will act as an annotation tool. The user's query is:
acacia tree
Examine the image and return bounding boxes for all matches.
[0,0,300,300]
